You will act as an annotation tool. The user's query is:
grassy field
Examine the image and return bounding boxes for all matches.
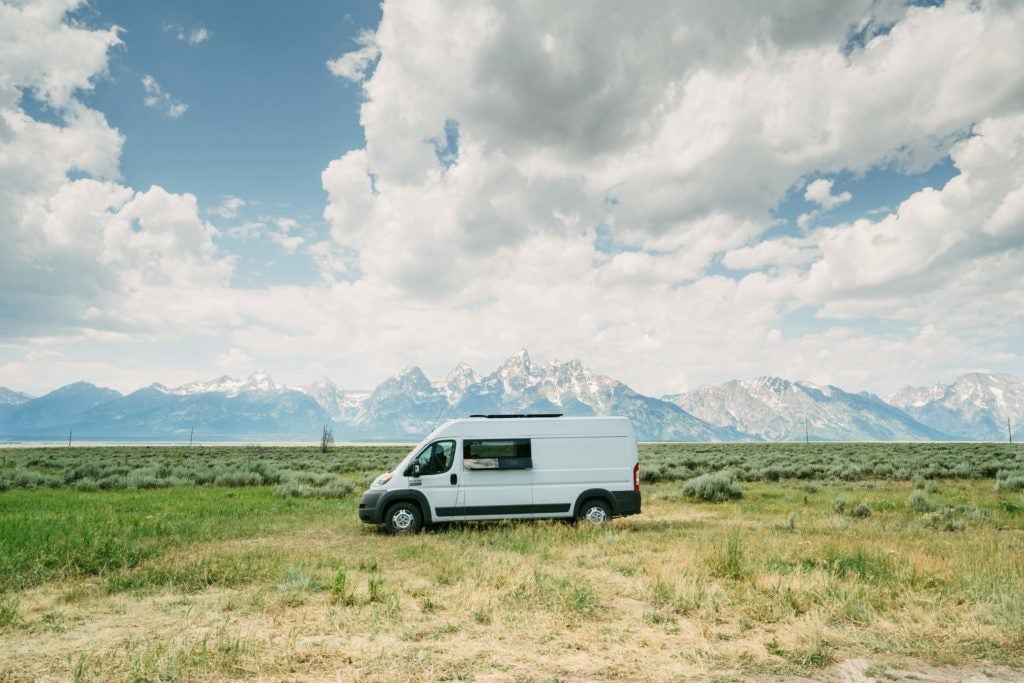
[1,443,1023,681]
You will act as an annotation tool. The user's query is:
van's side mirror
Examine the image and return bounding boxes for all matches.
[412,464,421,477]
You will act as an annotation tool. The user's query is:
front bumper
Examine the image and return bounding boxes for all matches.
[358,490,384,524]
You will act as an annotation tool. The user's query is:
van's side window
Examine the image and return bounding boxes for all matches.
[407,440,456,476]
[463,439,532,470]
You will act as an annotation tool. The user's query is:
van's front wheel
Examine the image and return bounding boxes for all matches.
[578,499,611,526]
[384,502,422,534]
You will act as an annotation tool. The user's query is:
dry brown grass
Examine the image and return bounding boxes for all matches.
[2,479,1023,682]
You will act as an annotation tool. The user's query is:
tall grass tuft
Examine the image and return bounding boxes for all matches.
[0,593,19,627]
[708,532,748,579]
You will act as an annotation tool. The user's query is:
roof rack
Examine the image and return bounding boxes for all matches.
[469,413,564,419]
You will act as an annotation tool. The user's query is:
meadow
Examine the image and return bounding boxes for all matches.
[1,443,1023,681]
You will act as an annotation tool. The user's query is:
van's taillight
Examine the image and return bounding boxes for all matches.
[633,462,640,491]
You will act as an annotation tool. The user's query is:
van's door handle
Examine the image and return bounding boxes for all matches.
[450,473,458,485]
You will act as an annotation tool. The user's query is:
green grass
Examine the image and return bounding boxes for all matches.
[0,486,349,591]
[2,444,1024,681]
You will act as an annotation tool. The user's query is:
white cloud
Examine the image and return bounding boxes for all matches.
[0,0,122,109]
[223,216,306,254]
[310,0,1024,394]
[164,22,211,46]
[723,237,818,271]
[209,195,246,219]
[186,27,210,45]
[804,178,852,210]
[796,114,1024,314]
[327,29,379,82]
[141,75,188,118]
[4,0,1024,399]
[1,1,232,343]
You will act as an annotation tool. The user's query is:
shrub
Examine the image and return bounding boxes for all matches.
[273,479,354,499]
[213,471,264,487]
[682,470,742,502]
[995,476,1024,493]
[850,502,872,518]
[72,477,99,492]
[908,490,937,513]
[832,495,848,514]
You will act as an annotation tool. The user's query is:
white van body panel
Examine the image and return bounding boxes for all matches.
[358,416,642,528]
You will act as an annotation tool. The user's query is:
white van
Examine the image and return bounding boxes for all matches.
[358,414,641,533]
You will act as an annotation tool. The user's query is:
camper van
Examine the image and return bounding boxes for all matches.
[358,414,641,533]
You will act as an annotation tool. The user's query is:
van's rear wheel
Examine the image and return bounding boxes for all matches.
[384,502,422,534]
[578,499,611,526]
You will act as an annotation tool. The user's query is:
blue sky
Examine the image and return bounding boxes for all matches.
[72,0,380,288]
[1,0,1023,397]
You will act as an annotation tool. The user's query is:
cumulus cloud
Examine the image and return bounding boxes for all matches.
[141,75,188,118]
[311,0,1024,393]
[805,179,852,210]
[795,113,1024,319]
[327,29,379,82]
[0,0,232,342]
[5,0,1024,397]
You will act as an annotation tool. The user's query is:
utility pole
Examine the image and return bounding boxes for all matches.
[189,427,194,447]
[1010,418,1014,444]
[805,418,809,444]
[68,428,72,447]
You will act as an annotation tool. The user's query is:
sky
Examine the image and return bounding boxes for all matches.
[1,0,1023,399]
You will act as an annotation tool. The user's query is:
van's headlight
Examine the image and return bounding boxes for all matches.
[371,472,392,489]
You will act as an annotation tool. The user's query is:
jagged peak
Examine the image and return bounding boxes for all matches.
[500,348,532,372]
[395,365,429,381]
[443,361,478,379]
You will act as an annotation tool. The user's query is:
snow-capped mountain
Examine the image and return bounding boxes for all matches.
[296,378,369,422]
[2,361,1020,443]
[345,350,733,441]
[887,373,1024,441]
[0,373,328,441]
[0,382,123,437]
[163,370,283,397]
[0,387,33,406]
[432,362,481,405]
[668,376,950,441]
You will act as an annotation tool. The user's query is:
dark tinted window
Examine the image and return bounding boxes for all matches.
[463,439,532,470]
[406,440,456,476]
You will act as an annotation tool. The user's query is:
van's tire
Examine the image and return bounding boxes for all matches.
[578,499,611,526]
[384,502,422,534]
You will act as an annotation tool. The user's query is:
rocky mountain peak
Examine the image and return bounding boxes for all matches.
[435,363,481,404]
[243,370,279,393]
[500,349,532,376]
[0,387,33,406]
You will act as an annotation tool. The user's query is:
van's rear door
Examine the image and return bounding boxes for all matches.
[532,436,631,516]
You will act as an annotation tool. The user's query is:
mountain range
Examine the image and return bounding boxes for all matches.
[0,351,1021,442]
